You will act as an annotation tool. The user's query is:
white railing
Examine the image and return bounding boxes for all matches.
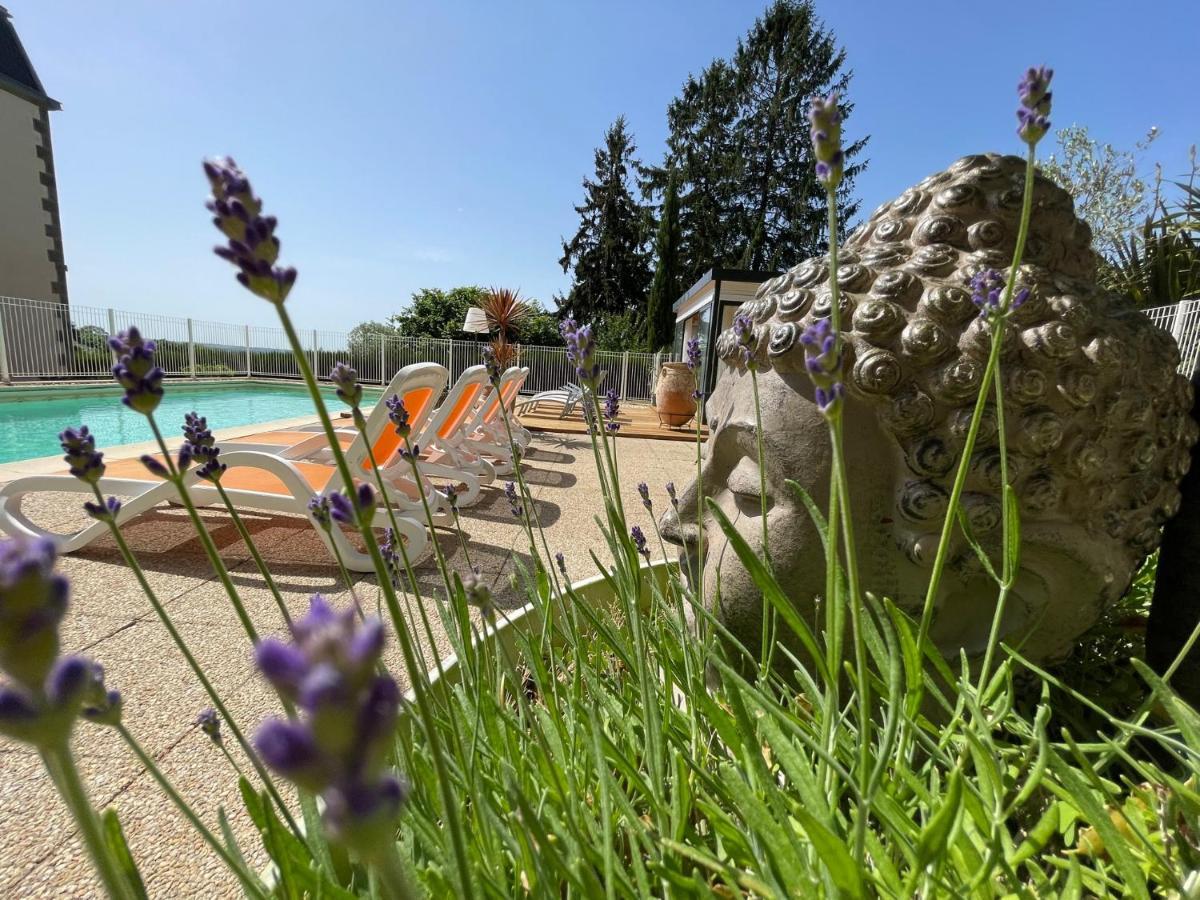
[0,297,668,401]
[0,295,1195,400]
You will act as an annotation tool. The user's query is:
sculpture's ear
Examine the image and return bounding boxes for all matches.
[1147,373,1200,706]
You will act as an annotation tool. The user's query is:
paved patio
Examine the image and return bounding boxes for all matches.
[0,429,695,897]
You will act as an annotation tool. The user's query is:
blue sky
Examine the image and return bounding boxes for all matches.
[13,0,1199,332]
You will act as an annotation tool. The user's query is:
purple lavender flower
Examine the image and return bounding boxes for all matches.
[637,482,651,510]
[604,387,621,433]
[732,313,758,369]
[555,551,566,577]
[799,318,845,416]
[0,538,113,746]
[1017,66,1053,146]
[561,319,601,389]
[505,481,523,518]
[204,157,298,304]
[665,482,678,507]
[83,496,122,523]
[330,362,363,409]
[461,570,494,619]
[253,596,406,849]
[438,485,460,512]
[196,707,222,744]
[809,92,844,189]
[309,494,333,531]
[385,394,410,439]
[59,426,105,484]
[380,527,402,588]
[482,344,503,386]
[684,337,702,372]
[183,412,226,482]
[109,328,164,416]
[630,525,650,559]
[329,483,375,527]
[1013,287,1031,309]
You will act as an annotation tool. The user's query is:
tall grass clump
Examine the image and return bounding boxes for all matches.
[4,63,1200,899]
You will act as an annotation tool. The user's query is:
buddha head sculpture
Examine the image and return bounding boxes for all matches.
[660,153,1199,666]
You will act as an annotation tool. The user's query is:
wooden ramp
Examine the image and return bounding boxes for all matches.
[518,401,709,442]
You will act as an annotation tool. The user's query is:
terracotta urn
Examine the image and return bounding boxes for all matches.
[656,362,697,427]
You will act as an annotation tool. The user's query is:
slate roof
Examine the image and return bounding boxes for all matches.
[0,6,59,109]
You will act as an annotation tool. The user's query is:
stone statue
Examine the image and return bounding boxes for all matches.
[661,153,1199,666]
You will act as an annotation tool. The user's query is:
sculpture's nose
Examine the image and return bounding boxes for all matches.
[659,482,700,551]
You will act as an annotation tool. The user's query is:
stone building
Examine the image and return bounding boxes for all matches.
[0,5,69,379]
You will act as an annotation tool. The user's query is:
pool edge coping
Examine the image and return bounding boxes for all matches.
[0,413,331,482]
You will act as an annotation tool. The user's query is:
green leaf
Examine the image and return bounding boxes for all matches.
[1003,484,1021,581]
[785,478,829,555]
[954,506,1000,585]
[915,765,963,872]
[1046,753,1149,900]
[791,801,866,897]
[101,808,148,900]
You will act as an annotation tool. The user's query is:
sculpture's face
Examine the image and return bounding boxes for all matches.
[660,153,1199,666]
[663,362,1138,664]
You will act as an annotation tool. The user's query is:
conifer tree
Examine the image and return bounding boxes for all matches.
[646,170,682,352]
[558,118,652,337]
[646,0,867,283]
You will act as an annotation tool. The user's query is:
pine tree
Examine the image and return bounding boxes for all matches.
[646,0,867,283]
[646,170,682,352]
[558,118,652,338]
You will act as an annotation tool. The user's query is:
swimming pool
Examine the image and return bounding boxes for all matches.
[0,381,379,464]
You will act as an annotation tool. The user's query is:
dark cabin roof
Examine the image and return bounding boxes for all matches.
[672,268,777,312]
[0,6,59,109]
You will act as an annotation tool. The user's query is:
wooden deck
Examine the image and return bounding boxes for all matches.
[518,400,708,442]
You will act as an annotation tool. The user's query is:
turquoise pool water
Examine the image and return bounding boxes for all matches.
[0,381,378,464]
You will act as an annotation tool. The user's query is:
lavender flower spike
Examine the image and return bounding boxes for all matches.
[196,707,222,744]
[637,482,651,510]
[59,426,105,484]
[109,327,164,416]
[799,318,845,417]
[462,569,494,619]
[505,481,523,518]
[665,481,678,507]
[184,412,226,483]
[203,157,298,304]
[561,319,601,390]
[330,362,363,410]
[732,313,758,369]
[630,525,650,560]
[684,337,702,372]
[329,484,376,528]
[482,344,503,386]
[604,387,621,433]
[385,394,411,438]
[253,596,406,851]
[809,91,844,189]
[1017,65,1053,146]
[0,538,114,746]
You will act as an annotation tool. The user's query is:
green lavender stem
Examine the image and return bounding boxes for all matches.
[115,724,268,899]
[40,744,135,900]
[275,302,475,899]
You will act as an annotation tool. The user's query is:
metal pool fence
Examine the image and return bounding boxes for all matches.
[0,295,1197,400]
[0,297,665,401]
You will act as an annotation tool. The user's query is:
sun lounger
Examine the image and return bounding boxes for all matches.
[0,447,428,572]
[450,367,529,475]
[230,363,496,510]
[513,371,606,420]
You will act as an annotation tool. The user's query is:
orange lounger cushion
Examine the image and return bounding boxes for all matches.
[227,430,357,449]
[103,455,337,496]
